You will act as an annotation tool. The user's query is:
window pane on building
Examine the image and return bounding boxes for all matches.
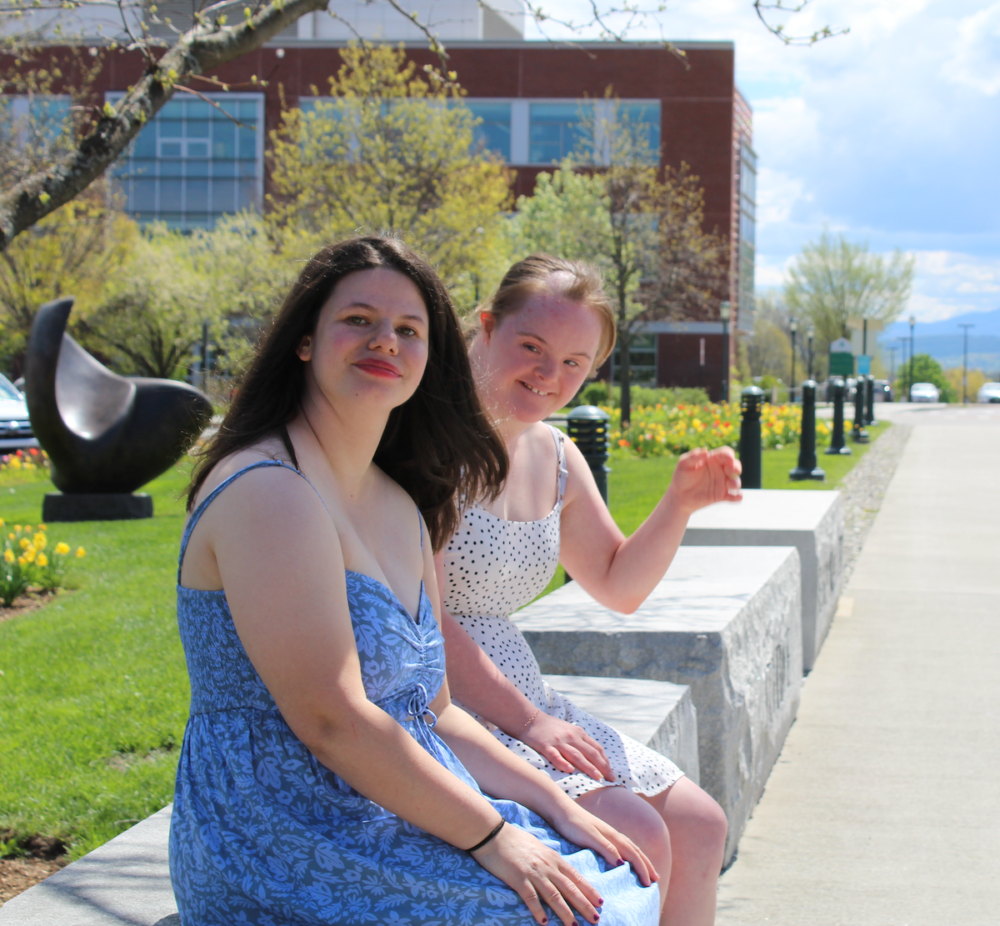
[619,102,660,160]
[466,101,511,161]
[529,102,589,164]
[110,93,264,230]
[611,334,657,385]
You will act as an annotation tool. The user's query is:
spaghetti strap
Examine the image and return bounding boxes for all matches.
[547,423,569,504]
[418,505,424,551]
[177,459,311,584]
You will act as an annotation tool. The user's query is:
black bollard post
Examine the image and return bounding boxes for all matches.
[865,374,877,426]
[851,377,870,444]
[825,376,852,456]
[790,380,826,481]
[566,405,611,505]
[739,386,764,489]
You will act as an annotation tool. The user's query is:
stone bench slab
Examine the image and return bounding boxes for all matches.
[516,545,803,864]
[681,488,844,672]
[541,675,700,784]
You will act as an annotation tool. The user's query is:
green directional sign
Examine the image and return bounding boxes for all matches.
[829,337,854,377]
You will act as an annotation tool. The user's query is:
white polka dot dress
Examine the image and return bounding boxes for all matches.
[442,426,683,800]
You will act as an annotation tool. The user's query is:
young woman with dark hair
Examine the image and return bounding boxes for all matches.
[171,237,660,926]
[439,255,742,926]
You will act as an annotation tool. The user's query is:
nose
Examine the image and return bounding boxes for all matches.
[535,353,557,381]
[367,318,398,355]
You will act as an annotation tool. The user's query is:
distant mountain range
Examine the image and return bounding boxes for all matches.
[877,307,1000,373]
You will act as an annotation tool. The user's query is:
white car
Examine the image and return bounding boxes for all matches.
[0,374,38,450]
[910,382,940,403]
[977,382,1000,404]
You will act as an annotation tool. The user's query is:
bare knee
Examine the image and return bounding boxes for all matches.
[577,786,672,875]
[657,780,728,868]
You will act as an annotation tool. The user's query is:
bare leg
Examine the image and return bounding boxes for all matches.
[641,777,727,926]
[576,779,726,926]
[576,786,670,918]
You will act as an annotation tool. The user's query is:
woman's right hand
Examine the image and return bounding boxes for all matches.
[470,822,604,926]
[519,713,615,782]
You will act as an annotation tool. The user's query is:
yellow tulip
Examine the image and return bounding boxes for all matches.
[39,524,46,531]
[3,549,13,564]
[55,542,70,556]
[75,547,86,559]
[17,556,26,567]
[25,547,36,563]
[25,525,31,532]
[14,525,21,533]
[34,534,46,549]
[7,533,13,541]
[19,538,29,550]
[36,553,48,567]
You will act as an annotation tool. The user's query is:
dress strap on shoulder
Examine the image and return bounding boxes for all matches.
[178,459,308,584]
[546,424,569,504]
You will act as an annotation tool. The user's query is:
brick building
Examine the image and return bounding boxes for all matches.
[7,0,755,398]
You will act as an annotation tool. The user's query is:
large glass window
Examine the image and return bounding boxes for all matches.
[528,102,590,164]
[466,101,511,161]
[618,101,661,160]
[611,334,657,385]
[0,95,71,148]
[110,93,264,230]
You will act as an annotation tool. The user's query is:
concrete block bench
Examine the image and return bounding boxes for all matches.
[681,488,845,672]
[2,679,698,923]
[0,805,178,925]
[516,545,803,864]
[542,675,700,784]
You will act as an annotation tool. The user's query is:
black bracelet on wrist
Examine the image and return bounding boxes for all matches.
[467,819,505,854]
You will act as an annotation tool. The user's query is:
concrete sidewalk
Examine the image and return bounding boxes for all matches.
[716,405,1000,925]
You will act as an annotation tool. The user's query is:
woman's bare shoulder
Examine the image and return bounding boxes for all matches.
[191,438,300,511]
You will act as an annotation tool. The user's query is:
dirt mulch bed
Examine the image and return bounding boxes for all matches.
[0,835,69,905]
[0,589,60,623]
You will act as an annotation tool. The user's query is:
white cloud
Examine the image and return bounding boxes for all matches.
[945,2,1000,96]
[756,167,809,227]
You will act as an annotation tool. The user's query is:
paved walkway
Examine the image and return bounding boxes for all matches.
[716,403,1000,926]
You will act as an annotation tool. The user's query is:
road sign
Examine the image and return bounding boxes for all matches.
[857,355,871,375]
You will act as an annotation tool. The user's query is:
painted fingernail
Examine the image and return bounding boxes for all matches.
[616,858,625,867]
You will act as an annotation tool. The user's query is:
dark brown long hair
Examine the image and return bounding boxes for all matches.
[187,236,507,551]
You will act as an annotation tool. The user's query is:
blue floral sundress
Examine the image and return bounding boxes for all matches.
[169,460,658,926]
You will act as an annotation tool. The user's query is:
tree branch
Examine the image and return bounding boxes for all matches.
[0,0,328,251]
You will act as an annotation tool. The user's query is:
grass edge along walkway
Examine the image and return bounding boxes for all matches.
[1,423,890,866]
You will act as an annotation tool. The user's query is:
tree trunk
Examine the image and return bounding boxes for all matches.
[619,328,632,430]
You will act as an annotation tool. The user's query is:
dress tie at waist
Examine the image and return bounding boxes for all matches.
[403,684,438,728]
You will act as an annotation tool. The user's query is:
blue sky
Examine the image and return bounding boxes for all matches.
[525,0,1000,324]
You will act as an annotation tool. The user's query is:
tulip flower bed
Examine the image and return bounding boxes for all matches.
[0,449,49,485]
[606,402,832,458]
[0,522,87,607]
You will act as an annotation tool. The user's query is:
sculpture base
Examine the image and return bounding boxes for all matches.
[43,493,153,523]
[789,466,826,481]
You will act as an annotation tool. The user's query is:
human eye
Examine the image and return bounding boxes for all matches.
[397,325,419,338]
[522,342,541,354]
[345,314,370,326]
[564,358,580,367]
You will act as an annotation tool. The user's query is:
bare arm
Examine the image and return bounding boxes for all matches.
[559,440,742,614]
[439,606,614,781]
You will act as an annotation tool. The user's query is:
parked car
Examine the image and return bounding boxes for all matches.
[873,379,893,402]
[910,382,940,403]
[978,382,1000,404]
[0,373,38,451]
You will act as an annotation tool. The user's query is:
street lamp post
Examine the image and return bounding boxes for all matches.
[807,325,815,382]
[790,317,798,403]
[958,323,974,404]
[908,315,916,402]
[889,345,897,401]
[720,301,731,403]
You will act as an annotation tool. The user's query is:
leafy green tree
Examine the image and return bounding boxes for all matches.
[514,100,727,425]
[784,231,915,362]
[895,353,955,403]
[267,42,513,310]
[746,293,793,384]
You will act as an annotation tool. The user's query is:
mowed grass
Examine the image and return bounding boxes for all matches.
[1,422,890,860]
[0,465,192,860]
[539,421,890,593]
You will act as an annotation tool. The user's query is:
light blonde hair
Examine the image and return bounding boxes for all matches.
[471,254,617,371]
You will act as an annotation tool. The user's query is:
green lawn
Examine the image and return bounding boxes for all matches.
[0,465,192,860]
[0,421,889,860]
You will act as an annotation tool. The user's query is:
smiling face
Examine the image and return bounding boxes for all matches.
[297,267,430,416]
[471,282,604,426]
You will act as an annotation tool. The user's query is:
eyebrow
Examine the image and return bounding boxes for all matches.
[343,302,427,324]
[516,329,593,358]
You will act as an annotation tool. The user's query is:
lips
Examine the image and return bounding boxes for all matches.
[356,358,402,379]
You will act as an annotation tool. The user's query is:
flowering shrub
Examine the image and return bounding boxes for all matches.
[0,448,50,484]
[0,521,87,607]
[606,403,831,458]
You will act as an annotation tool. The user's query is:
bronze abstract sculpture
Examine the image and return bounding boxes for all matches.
[25,297,212,520]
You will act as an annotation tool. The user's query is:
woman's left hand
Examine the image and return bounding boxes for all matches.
[546,801,659,888]
[667,446,742,515]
